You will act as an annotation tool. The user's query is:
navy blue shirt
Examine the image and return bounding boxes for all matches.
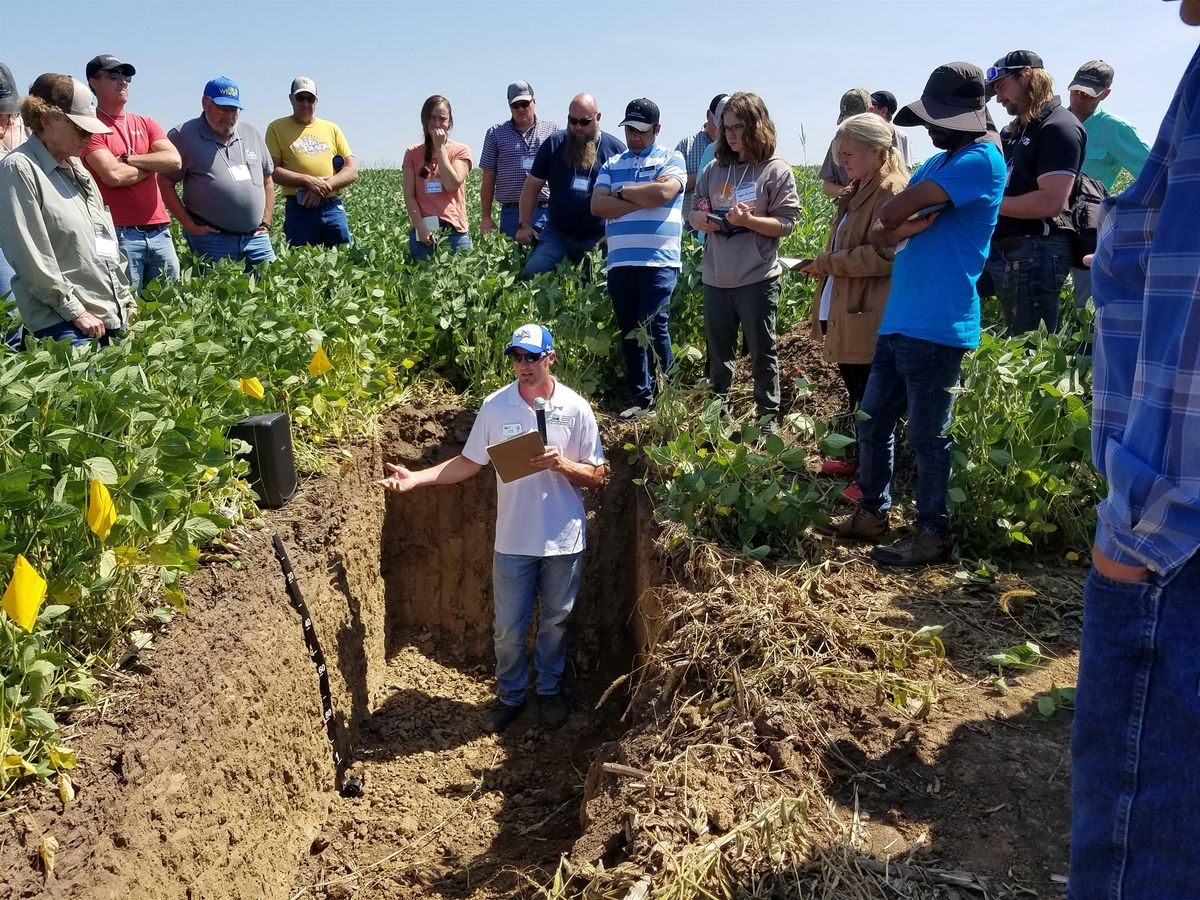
[530,129,626,238]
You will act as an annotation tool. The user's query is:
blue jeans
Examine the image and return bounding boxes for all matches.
[491,551,583,707]
[498,204,548,240]
[607,265,677,407]
[33,321,121,348]
[408,226,472,261]
[283,196,352,248]
[0,246,14,300]
[857,333,966,535]
[0,248,20,349]
[521,224,599,278]
[1069,553,1200,899]
[982,232,1072,335]
[116,224,180,292]
[185,230,276,270]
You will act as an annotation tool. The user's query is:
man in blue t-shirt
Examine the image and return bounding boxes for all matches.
[517,93,625,279]
[823,62,1006,567]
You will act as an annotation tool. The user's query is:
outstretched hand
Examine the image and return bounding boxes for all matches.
[378,462,417,494]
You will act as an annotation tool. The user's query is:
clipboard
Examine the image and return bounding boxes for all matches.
[486,430,546,483]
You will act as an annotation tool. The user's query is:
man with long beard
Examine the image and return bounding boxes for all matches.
[517,93,624,278]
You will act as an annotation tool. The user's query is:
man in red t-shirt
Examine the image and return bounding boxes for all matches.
[82,54,182,292]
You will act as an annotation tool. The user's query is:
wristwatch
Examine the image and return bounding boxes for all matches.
[119,153,129,164]
[615,185,625,201]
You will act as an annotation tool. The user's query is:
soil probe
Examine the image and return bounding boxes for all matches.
[269,530,364,798]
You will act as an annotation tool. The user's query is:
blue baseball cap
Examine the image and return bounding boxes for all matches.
[505,324,553,355]
[204,75,243,109]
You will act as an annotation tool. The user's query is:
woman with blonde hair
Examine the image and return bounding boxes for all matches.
[803,112,909,487]
[402,95,473,261]
[690,91,800,431]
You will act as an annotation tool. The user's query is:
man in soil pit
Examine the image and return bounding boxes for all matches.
[378,324,606,733]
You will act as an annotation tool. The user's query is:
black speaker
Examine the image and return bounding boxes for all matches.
[228,412,298,509]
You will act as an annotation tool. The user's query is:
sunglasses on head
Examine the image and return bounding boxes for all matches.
[509,350,547,363]
[985,65,1019,83]
[510,100,531,110]
[567,116,594,127]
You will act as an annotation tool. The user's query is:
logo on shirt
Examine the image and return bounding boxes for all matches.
[292,135,331,157]
[246,150,259,161]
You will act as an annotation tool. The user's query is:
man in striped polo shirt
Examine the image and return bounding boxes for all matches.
[480,81,558,240]
[592,98,686,417]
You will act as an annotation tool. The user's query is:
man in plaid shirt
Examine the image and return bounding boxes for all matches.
[1069,3,1200,895]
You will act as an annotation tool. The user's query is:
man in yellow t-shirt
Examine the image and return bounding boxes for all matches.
[265,76,358,247]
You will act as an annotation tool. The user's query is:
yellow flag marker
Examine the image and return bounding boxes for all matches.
[239,377,264,400]
[87,479,117,542]
[309,346,333,376]
[2,554,48,632]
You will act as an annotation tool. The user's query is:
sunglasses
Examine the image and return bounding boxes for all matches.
[985,66,1018,83]
[567,116,594,127]
[510,100,531,110]
[509,351,547,363]
[294,94,316,103]
[103,71,132,82]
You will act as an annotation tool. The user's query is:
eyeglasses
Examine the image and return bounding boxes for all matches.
[103,71,132,83]
[509,351,547,363]
[567,116,594,127]
[723,122,746,135]
[510,100,531,110]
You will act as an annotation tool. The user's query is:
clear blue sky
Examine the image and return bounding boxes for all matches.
[4,0,1196,167]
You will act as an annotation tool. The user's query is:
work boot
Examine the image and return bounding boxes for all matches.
[817,506,889,542]
[483,699,525,733]
[537,693,570,730]
[871,530,954,567]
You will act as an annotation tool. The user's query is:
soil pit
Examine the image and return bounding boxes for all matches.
[0,402,652,900]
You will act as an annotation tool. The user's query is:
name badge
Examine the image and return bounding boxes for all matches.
[521,157,533,171]
[228,164,252,182]
[502,423,523,437]
[571,175,590,193]
[896,238,911,253]
[426,179,444,194]
[547,413,576,429]
[95,235,120,262]
[734,183,757,204]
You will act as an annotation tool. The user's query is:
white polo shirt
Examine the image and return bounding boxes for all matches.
[462,379,605,557]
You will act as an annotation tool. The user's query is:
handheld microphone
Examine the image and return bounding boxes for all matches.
[534,397,548,444]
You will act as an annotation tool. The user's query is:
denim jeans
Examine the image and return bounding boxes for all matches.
[498,204,548,240]
[0,248,19,349]
[1069,553,1200,899]
[607,265,677,407]
[521,224,599,278]
[116,224,180,292]
[491,551,583,707]
[703,276,781,419]
[982,232,1072,335]
[185,230,276,270]
[857,333,966,535]
[283,196,352,248]
[1071,265,1092,309]
[32,321,121,348]
[408,226,472,261]
[0,246,14,300]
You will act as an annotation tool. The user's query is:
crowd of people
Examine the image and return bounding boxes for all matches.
[1,13,1198,894]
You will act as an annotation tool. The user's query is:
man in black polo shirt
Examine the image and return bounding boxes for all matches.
[981,50,1085,335]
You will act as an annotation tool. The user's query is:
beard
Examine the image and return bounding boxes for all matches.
[565,130,598,170]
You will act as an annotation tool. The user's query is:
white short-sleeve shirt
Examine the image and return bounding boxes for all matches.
[461,379,605,557]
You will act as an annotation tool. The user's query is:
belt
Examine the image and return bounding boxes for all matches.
[186,209,258,236]
[501,201,549,209]
[117,223,169,233]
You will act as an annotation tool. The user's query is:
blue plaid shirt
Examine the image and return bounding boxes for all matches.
[1091,41,1200,579]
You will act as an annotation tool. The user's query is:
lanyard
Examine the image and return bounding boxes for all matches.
[723,163,754,199]
[215,132,248,174]
[515,119,538,156]
[99,110,133,155]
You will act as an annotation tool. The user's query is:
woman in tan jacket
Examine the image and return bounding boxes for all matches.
[803,113,909,485]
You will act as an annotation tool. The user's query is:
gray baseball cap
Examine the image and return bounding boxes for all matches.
[1069,60,1115,97]
[507,81,534,105]
[0,63,19,115]
[290,76,318,98]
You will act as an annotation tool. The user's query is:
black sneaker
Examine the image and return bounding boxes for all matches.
[871,530,953,567]
[483,699,525,733]
[537,693,570,730]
